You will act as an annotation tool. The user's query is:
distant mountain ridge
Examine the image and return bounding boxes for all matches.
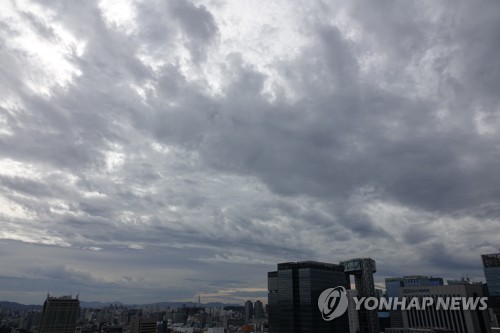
[80,301,242,308]
[0,300,241,309]
[0,301,42,311]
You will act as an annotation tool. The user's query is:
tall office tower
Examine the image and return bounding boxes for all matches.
[39,294,80,333]
[341,258,379,333]
[385,275,445,328]
[385,277,405,329]
[267,271,279,333]
[400,284,490,333]
[129,317,157,333]
[254,300,264,320]
[347,289,360,333]
[482,252,500,323]
[20,310,42,332]
[244,300,254,323]
[267,261,349,333]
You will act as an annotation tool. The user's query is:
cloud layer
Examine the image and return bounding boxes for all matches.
[1,0,499,304]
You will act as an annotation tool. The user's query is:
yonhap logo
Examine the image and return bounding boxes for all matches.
[318,286,488,321]
[318,286,348,321]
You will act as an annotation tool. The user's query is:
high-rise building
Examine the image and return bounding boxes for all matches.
[20,310,41,332]
[482,253,500,296]
[129,317,157,333]
[341,258,379,333]
[254,300,263,320]
[267,271,279,333]
[482,252,500,323]
[244,300,253,323]
[399,284,490,333]
[39,294,80,333]
[267,261,349,333]
[347,289,360,333]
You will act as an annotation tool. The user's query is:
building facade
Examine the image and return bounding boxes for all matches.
[483,253,500,297]
[20,310,41,332]
[386,276,445,328]
[244,300,253,323]
[347,289,360,333]
[39,295,80,333]
[400,284,489,333]
[341,258,379,333]
[129,317,157,333]
[268,261,350,333]
[254,300,263,320]
[482,252,500,324]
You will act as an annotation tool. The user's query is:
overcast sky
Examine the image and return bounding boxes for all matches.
[1,0,500,305]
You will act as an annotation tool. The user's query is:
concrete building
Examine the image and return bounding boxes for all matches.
[254,300,263,320]
[244,300,253,323]
[39,294,80,333]
[385,276,444,328]
[400,284,489,333]
[19,310,41,332]
[386,276,444,297]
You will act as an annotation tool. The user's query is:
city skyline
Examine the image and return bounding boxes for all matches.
[1,0,500,304]
[0,249,493,306]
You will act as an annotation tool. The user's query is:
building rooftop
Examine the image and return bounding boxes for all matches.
[482,253,500,268]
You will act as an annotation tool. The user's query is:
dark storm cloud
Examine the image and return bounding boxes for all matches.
[168,0,218,62]
[0,175,54,197]
[146,7,500,218]
[402,225,431,245]
[420,243,481,273]
[0,0,499,303]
